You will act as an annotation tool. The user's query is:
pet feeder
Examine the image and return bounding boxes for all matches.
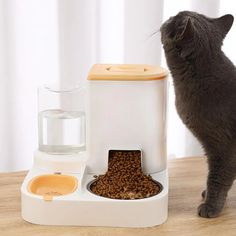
[21,64,168,227]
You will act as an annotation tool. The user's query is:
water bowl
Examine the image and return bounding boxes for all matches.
[28,174,78,201]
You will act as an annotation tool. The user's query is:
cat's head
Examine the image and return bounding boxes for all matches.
[160,11,234,59]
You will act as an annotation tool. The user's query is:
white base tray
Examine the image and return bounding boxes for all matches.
[21,167,168,227]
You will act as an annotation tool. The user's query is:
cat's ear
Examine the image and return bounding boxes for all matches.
[214,14,234,37]
[179,18,194,40]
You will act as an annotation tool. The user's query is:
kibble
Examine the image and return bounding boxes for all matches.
[90,150,161,199]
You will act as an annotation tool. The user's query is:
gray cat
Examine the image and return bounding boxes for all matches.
[161,11,236,218]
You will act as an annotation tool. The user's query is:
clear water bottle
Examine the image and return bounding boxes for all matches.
[38,85,86,155]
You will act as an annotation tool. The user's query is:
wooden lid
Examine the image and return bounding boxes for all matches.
[88,64,168,81]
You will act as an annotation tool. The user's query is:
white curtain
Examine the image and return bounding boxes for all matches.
[0,0,60,171]
[0,0,235,171]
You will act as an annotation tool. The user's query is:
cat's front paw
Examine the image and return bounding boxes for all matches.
[198,203,221,218]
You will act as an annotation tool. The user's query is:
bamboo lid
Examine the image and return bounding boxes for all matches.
[88,64,168,81]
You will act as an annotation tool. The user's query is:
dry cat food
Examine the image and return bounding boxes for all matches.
[89,150,161,199]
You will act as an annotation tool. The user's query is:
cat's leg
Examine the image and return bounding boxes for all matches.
[198,158,235,218]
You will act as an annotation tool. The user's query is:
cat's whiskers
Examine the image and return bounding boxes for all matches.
[149,29,161,38]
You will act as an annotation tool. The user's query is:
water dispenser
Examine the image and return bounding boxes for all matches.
[38,85,86,154]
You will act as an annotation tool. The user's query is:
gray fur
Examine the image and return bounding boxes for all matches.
[161,11,236,218]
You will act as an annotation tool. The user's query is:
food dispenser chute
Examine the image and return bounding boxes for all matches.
[21,64,168,227]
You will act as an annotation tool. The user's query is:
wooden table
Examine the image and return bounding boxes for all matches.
[1,157,236,236]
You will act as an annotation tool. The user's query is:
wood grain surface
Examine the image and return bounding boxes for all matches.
[0,157,236,236]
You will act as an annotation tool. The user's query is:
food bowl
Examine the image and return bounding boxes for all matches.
[27,174,78,201]
[87,179,163,200]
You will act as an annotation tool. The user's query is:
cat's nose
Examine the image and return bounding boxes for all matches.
[162,16,174,31]
[161,17,172,30]
[167,16,174,23]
